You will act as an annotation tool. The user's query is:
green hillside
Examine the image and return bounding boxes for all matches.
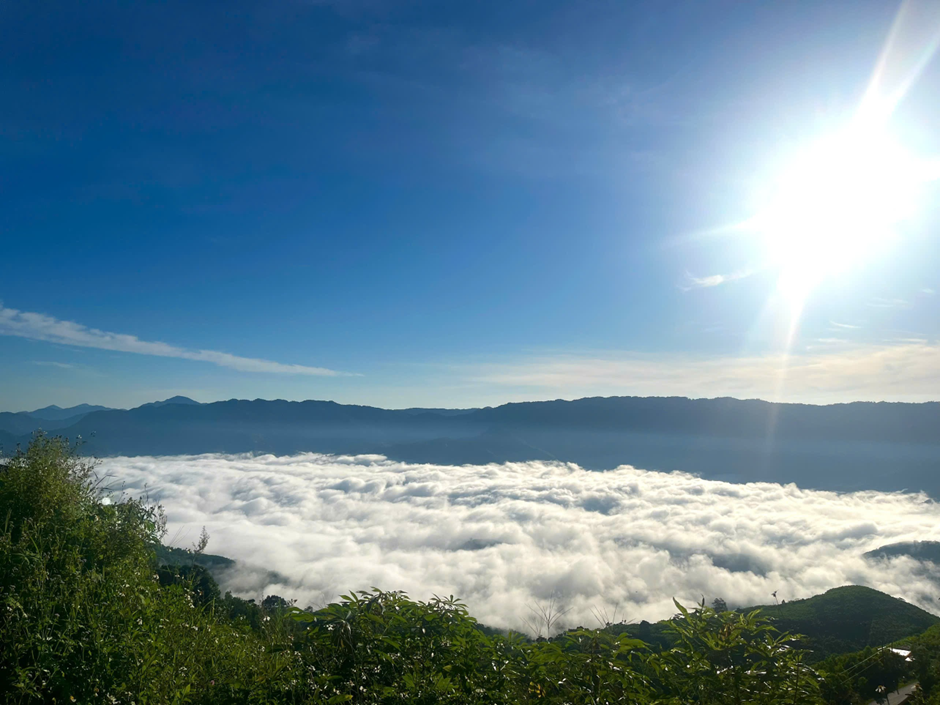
[613,586,938,661]
[761,586,938,655]
[155,543,236,572]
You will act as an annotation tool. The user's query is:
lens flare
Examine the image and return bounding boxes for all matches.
[754,127,925,306]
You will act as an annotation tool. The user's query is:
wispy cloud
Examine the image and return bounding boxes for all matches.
[830,321,862,330]
[868,296,912,309]
[463,341,940,404]
[31,360,76,369]
[0,303,352,377]
[681,269,753,291]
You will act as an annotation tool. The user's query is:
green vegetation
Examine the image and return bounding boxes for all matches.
[0,435,929,704]
[903,623,940,703]
[760,586,938,659]
[829,621,940,704]
[816,647,913,704]
[613,586,938,663]
[155,544,235,572]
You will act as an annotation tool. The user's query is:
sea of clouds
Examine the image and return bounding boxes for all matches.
[98,453,940,632]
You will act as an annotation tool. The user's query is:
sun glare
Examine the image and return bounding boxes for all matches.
[754,126,927,304]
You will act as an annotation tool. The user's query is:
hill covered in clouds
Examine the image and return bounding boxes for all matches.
[3,394,940,495]
[866,541,940,565]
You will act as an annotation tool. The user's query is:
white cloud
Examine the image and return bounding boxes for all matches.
[0,303,351,377]
[101,454,940,633]
[463,341,940,403]
[681,269,753,291]
[686,274,727,289]
[868,297,912,309]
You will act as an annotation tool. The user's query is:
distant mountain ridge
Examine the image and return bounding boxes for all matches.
[2,395,940,496]
[866,541,940,565]
[0,397,196,436]
[27,403,113,420]
[136,396,200,409]
[0,402,115,436]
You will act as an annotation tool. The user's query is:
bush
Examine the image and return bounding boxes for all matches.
[0,436,301,704]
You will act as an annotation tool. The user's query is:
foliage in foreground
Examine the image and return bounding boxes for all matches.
[0,435,828,704]
[612,586,939,664]
[816,646,912,704]
[906,622,940,704]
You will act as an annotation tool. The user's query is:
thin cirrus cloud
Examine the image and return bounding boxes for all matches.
[868,296,912,308]
[102,453,940,633]
[463,341,940,403]
[680,268,754,291]
[0,303,352,377]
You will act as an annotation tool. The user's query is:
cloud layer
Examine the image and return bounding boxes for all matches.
[100,454,940,632]
[0,304,349,377]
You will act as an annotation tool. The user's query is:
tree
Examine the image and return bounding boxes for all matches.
[658,600,822,704]
[712,597,729,613]
[262,594,291,612]
[157,563,221,606]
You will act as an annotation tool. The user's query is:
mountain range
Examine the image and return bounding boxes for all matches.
[0,402,113,436]
[2,395,939,496]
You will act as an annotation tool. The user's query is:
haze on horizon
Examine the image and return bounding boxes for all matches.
[3,0,940,411]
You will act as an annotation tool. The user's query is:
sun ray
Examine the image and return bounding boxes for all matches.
[860,0,940,127]
[747,0,940,453]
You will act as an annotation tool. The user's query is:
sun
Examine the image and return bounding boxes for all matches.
[753,125,927,304]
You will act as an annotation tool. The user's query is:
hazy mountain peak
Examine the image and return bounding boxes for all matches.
[26,403,112,421]
[136,396,201,409]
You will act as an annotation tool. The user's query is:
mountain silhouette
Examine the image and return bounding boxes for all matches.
[2,395,939,496]
[26,403,112,421]
[135,396,201,409]
[0,403,114,435]
[865,541,940,565]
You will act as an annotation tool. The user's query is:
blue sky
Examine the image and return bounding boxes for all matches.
[2,0,940,411]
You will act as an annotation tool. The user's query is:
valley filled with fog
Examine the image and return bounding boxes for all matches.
[101,453,940,631]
